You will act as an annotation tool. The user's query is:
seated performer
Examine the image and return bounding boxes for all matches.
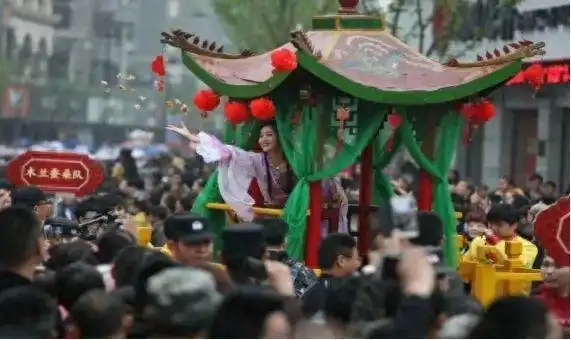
[167,120,348,235]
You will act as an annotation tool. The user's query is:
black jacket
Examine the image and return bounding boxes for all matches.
[301,273,345,317]
[0,271,32,294]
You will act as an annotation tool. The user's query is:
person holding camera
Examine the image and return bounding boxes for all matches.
[255,217,317,298]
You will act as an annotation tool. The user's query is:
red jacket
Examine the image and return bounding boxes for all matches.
[536,284,570,327]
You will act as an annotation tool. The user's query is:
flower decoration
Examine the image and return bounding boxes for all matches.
[270,48,297,72]
[224,101,250,125]
[249,97,276,120]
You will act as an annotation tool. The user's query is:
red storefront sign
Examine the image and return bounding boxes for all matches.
[2,84,30,118]
[506,60,570,86]
[6,151,104,196]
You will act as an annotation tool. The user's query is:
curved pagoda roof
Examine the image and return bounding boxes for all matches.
[169,1,545,105]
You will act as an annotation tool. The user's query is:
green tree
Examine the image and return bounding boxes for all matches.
[361,0,523,60]
[212,0,339,52]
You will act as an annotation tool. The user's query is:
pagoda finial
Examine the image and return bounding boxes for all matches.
[338,0,359,14]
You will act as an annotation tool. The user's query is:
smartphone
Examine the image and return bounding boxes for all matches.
[378,196,419,239]
[390,196,419,238]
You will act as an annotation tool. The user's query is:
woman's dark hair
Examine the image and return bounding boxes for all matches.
[209,288,290,338]
[500,175,516,188]
[259,121,295,200]
[119,148,140,182]
[94,230,136,264]
[464,206,487,224]
[45,240,98,271]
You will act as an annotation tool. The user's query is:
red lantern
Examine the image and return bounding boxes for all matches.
[523,63,545,92]
[249,97,276,120]
[270,48,297,72]
[224,101,249,124]
[151,55,166,77]
[472,100,496,125]
[192,90,221,113]
[388,113,403,127]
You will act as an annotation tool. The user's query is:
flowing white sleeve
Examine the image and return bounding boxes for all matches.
[195,132,261,221]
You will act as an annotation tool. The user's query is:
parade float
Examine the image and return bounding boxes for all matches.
[159,0,545,268]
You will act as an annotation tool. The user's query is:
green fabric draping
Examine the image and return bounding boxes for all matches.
[275,93,388,260]
[398,108,462,267]
[372,127,403,202]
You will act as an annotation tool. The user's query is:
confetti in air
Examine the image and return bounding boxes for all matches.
[134,104,141,110]
[138,96,146,102]
[101,80,108,86]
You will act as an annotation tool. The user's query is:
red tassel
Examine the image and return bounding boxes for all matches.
[385,132,395,152]
[151,55,166,77]
[485,51,494,59]
[503,45,510,54]
[477,55,483,61]
[509,43,521,49]
[493,48,501,57]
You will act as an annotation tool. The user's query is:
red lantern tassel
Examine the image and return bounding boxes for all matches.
[385,131,395,152]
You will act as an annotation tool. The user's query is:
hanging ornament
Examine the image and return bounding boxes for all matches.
[471,99,496,125]
[192,89,220,118]
[224,101,250,125]
[523,63,545,92]
[388,113,403,128]
[385,112,402,151]
[270,48,297,72]
[154,79,165,93]
[138,96,146,102]
[164,100,173,109]
[151,55,166,77]
[118,84,127,91]
[101,80,108,86]
[336,107,350,149]
[460,100,497,144]
[180,104,189,114]
[249,97,276,120]
[174,98,182,106]
[134,104,141,111]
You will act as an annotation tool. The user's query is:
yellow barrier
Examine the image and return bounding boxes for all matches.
[458,241,542,307]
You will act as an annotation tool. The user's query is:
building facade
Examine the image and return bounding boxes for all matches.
[386,0,570,191]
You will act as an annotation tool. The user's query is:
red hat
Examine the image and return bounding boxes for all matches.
[535,196,570,267]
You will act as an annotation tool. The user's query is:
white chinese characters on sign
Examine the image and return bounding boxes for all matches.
[24,167,85,180]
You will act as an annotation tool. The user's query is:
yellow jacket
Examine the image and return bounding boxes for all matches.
[462,235,538,268]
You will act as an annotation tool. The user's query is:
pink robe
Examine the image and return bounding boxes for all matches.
[196,132,348,234]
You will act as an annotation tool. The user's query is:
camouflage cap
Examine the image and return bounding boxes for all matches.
[144,267,222,333]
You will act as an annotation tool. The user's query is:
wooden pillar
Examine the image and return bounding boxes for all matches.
[306,181,322,268]
[417,114,435,211]
[358,143,373,256]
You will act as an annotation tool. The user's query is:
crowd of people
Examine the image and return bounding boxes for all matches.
[0,139,568,338]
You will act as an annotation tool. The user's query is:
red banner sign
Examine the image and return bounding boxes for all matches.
[535,196,570,267]
[507,61,570,86]
[6,151,104,196]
